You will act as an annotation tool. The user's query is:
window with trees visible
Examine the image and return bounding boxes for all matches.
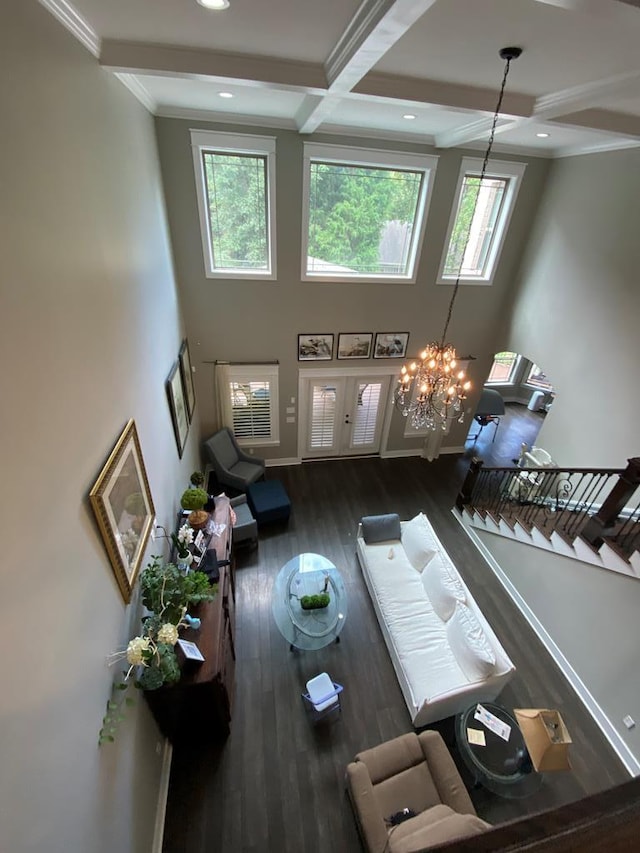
[486,352,520,384]
[302,143,438,282]
[191,131,276,279]
[218,364,279,446]
[438,158,526,285]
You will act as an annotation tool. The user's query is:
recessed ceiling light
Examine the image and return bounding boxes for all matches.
[197,0,230,10]
[218,92,234,99]
[403,114,416,120]
[536,132,550,138]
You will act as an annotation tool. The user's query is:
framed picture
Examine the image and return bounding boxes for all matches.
[177,639,205,662]
[337,332,373,360]
[89,420,156,603]
[298,333,334,361]
[167,361,189,458]
[179,339,196,422]
[374,332,410,359]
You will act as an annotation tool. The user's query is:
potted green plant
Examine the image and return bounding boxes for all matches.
[100,557,217,743]
[300,593,330,610]
[180,487,209,529]
[190,471,205,488]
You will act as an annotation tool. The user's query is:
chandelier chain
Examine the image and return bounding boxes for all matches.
[440,55,515,348]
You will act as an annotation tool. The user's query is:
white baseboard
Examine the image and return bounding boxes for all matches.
[152,740,173,853]
[453,509,640,778]
[380,449,424,458]
[265,457,300,467]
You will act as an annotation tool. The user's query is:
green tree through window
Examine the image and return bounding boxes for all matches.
[307,162,423,275]
[203,152,269,271]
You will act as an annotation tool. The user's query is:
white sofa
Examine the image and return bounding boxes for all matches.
[356,512,515,727]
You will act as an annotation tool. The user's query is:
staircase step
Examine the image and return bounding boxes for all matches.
[550,530,578,557]
[598,541,637,578]
[531,524,551,548]
[573,535,603,564]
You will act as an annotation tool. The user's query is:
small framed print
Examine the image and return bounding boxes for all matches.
[337,333,373,360]
[298,333,334,361]
[177,639,205,662]
[194,530,205,551]
[374,332,410,359]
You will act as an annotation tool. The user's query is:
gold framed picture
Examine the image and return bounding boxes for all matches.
[89,420,155,603]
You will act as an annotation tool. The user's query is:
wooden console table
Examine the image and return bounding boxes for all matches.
[145,496,235,744]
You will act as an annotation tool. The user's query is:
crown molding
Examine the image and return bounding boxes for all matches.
[554,136,640,158]
[114,74,156,113]
[38,0,99,56]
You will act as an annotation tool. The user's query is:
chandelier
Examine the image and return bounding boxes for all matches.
[395,47,522,431]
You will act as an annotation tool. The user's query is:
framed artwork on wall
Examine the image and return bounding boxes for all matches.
[298,333,334,361]
[374,332,410,359]
[179,339,196,421]
[167,361,189,457]
[337,332,373,360]
[89,419,156,603]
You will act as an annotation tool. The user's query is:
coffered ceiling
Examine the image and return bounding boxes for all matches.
[41,0,640,157]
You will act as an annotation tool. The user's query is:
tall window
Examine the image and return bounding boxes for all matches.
[217,364,279,446]
[486,352,520,385]
[302,143,438,282]
[438,158,525,285]
[191,131,276,279]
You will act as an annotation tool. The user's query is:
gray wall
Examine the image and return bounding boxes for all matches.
[504,148,640,467]
[475,531,640,767]
[0,3,201,851]
[154,118,551,458]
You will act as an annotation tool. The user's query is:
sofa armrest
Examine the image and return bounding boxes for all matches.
[230,494,248,508]
[417,731,476,817]
[346,761,389,853]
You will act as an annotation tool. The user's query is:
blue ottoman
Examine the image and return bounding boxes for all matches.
[247,480,291,526]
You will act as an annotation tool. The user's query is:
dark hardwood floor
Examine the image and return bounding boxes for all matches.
[163,407,628,853]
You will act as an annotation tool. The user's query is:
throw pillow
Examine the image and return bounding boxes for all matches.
[401,512,437,572]
[421,554,466,621]
[361,513,401,544]
[446,602,496,682]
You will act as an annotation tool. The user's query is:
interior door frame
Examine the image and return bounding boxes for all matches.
[297,364,399,460]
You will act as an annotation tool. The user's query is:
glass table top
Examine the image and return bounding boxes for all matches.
[456,703,543,799]
[271,553,347,650]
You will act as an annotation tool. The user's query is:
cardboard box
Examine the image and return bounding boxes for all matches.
[514,708,572,771]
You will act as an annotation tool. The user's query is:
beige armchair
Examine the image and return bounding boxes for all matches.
[346,731,490,853]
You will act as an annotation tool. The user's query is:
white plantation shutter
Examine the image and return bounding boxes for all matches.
[352,383,382,447]
[310,385,337,449]
[218,364,279,445]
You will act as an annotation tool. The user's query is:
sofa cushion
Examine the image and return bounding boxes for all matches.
[401,513,437,572]
[388,810,491,853]
[446,602,496,682]
[421,553,466,622]
[361,513,401,544]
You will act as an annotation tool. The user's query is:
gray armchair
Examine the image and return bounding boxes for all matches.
[203,428,265,493]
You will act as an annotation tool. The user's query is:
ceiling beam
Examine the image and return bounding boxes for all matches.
[100,40,328,93]
[354,72,534,117]
[534,69,640,120]
[299,0,439,133]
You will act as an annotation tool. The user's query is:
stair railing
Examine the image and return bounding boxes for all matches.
[457,457,640,560]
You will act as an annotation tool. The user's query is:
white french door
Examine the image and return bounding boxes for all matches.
[300,372,392,458]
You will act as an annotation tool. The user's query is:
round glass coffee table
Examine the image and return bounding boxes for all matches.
[456,703,542,798]
[272,553,347,650]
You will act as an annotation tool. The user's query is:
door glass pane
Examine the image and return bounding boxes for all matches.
[352,383,382,446]
[310,385,337,449]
